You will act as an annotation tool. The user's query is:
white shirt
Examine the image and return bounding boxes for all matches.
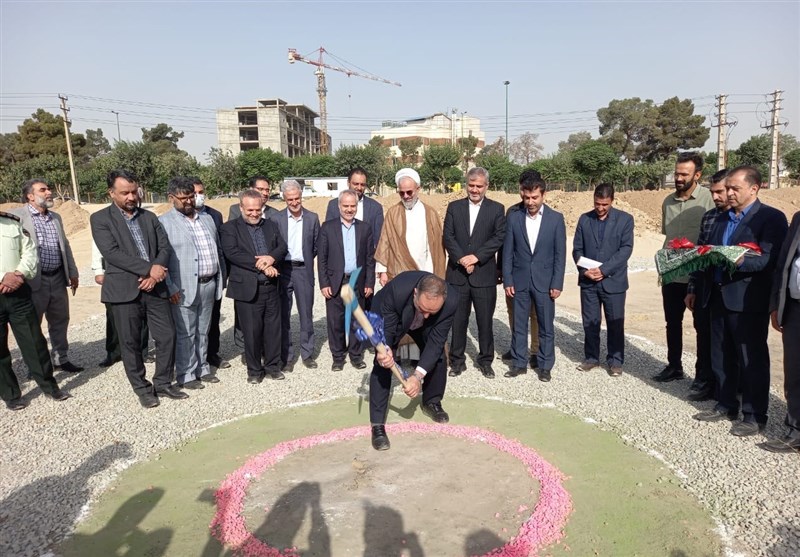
[356,197,364,222]
[525,205,544,254]
[286,209,304,262]
[468,198,483,236]
[91,240,104,276]
[790,244,800,300]
[376,200,432,273]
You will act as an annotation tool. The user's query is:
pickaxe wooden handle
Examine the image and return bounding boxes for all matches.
[341,284,408,388]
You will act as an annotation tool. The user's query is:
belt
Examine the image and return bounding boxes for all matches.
[284,260,305,267]
[198,275,216,284]
[41,267,63,277]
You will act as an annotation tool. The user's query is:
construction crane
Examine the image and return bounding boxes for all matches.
[288,47,401,154]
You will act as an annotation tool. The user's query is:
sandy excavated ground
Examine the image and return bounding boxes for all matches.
[2,187,797,390]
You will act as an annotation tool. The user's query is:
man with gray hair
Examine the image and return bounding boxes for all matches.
[13,179,82,373]
[270,180,320,371]
[443,167,506,378]
[318,190,375,371]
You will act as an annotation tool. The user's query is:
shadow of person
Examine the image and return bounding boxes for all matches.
[253,481,331,557]
[0,442,132,555]
[65,488,172,556]
[363,502,424,557]
[196,488,225,557]
[464,528,504,556]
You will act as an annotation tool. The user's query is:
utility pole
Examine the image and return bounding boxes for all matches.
[58,95,80,204]
[712,94,729,170]
[762,89,783,189]
[111,110,121,141]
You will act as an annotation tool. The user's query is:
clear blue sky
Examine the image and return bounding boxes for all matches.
[2,1,798,161]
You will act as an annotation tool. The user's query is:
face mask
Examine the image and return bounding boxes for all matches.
[195,193,205,209]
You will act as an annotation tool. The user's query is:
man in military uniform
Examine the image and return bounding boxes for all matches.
[0,210,70,411]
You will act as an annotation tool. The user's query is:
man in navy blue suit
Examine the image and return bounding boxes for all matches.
[572,184,634,377]
[502,173,566,382]
[693,166,788,436]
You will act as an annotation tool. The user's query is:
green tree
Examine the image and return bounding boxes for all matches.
[509,132,543,165]
[418,144,461,190]
[474,153,522,191]
[783,148,800,180]
[201,147,241,195]
[79,128,112,165]
[11,109,87,161]
[529,152,581,190]
[108,140,157,191]
[0,132,19,166]
[598,97,656,164]
[0,154,72,202]
[480,137,507,158]
[141,123,185,155]
[572,140,620,187]
[557,131,592,153]
[735,134,771,178]
[641,97,709,162]
[398,137,423,165]
[237,148,291,187]
[457,135,480,172]
[334,143,390,189]
[152,151,200,194]
[290,154,337,177]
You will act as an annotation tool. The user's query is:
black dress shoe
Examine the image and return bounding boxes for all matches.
[281,361,295,373]
[730,421,765,437]
[479,365,495,379]
[687,388,713,402]
[576,361,599,372]
[98,356,121,368]
[303,358,318,369]
[331,361,344,372]
[178,379,205,390]
[371,425,390,451]
[501,350,513,361]
[207,356,231,369]
[693,408,737,422]
[138,393,160,408]
[247,375,264,384]
[760,434,800,453]
[421,402,449,423]
[240,355,247,365]
[537,368,552,382]
[47,388,71,401]
[504,367,527,378]
[156,386,189,400]
[200,374,220,383]
[652,366,685,382]
[265,369,286,380]
[56,361,84,373]
[448,366,464,377]
[351,359,367,370]
[5,397,28,411]
[529,355,539,369]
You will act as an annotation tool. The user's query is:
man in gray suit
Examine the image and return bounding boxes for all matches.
[271,180,320,372]
[325,167,384,252]
[572,183,634,377]
[90,169,188,408]
[13,179,83,373]
[160,177,224,389]
[502,173,566,382]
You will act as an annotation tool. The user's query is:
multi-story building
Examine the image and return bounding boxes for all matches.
[216,98,330,157]
[370,112,485,163]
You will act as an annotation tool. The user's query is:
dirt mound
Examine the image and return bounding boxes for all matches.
[52,200,90,237]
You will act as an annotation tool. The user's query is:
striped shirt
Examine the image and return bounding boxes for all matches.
[27,204,62,272]
[119,207,150,261]
[182,212,218,278]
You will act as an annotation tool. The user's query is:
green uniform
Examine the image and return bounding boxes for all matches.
[0,211,59,403]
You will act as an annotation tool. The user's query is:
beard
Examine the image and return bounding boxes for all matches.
[402,197,418,210]
[34,195,54,209]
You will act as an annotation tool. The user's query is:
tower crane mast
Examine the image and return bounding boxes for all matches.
[288,47,401,154]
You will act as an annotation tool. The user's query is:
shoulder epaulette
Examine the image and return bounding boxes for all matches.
[0,210,21,222]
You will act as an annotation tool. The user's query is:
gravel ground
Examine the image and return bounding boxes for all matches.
[1,286,798,557]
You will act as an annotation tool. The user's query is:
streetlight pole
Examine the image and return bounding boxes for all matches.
[111,110,121,141]
[503,81,510,159]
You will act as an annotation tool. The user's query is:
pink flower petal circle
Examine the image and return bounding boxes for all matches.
[210,423,572,557]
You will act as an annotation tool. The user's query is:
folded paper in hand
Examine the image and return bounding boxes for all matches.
[577,256,603,269]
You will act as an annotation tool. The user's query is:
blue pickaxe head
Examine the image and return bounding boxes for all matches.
[344,266,362,345]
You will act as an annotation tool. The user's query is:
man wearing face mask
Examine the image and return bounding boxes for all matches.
[13,179,82,373]
[160,177,224,389]
[653,152,714,384]
[190,177,230,371]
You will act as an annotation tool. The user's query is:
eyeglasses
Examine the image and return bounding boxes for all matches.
[171,194,195,202]
[399,190,415,198]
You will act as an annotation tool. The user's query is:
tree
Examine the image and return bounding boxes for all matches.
[735,134,771,178]
[457,135,480,171]
[201,147,241,195]
[152,151,200,195]
[334,143,390,189]
[237,148,291,187]
[509,132,543,165]
[474,152,522,191]
[480,137,507,158]
[398,137,423,165]
[783,148,800,180]
[572,140,620,187]
[141,123,185,155]
[641,96,709,162]
[0,155,72,202]
[79,128,112,165]
[0,132,19,166]
[291,154,337,178]
[419,144,461,190]
[107,140,157,191]
[529,152,581,189]
[597,97,656,164]
[557,131,592,153]
[11,109,86,161]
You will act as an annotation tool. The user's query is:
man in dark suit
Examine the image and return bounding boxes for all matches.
[762,210,800,453]
[271,180,321,371]
[221,190,288,383]
[369,272,458,450]
[443,166,505,378]
[191,177,230,370]
[572,183,634,377]
[90,169,187,408]
[502,173,566,382]
[318,190,375,371]
[325,167,384,252]
[693,166,788,436]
